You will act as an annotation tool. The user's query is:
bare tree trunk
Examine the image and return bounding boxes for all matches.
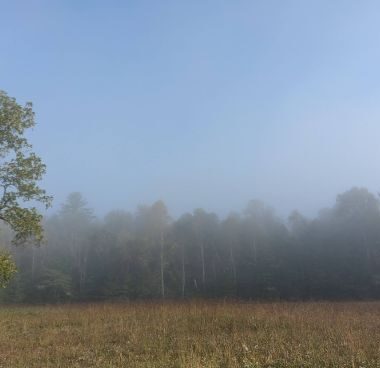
[181,242,186,299]
[79,253,87,296]
[31,246,36,281]
[252,238,257,266]
[200,240,205,286]
[212,255,216,281]
[230,245,237,286]
[160,231,165,298]
[361,229,371,271]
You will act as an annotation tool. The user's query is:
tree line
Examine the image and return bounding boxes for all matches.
[1,187,380,303]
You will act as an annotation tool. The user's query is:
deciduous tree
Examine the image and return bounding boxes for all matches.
[0,90,51,286]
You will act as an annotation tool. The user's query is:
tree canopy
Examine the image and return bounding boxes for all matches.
[2,187,380,302]
[0,90,52,286]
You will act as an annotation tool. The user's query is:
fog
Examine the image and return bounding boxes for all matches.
[1,186,380,302]
[2,1,380,220]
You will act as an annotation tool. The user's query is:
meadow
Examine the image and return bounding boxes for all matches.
[0,301,379,368]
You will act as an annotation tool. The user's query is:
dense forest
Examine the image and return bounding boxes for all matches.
[1,186,380,303]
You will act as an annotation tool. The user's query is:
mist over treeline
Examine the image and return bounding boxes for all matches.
[1,186,380,303]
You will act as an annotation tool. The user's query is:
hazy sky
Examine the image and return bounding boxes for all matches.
[2,1,380,218]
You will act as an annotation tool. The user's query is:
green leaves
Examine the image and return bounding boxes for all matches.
[0,92,33,156]
[0,90,52,286]
[3,207,44,244]
[0,250,17,288]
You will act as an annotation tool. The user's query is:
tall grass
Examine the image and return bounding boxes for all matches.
[0,301,379,367]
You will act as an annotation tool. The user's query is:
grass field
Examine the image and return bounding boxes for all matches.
[0,301,379,367]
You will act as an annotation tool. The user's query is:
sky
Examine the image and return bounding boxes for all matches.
[2,0,380,219]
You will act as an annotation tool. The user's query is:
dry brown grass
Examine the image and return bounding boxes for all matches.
[0,301,379,367]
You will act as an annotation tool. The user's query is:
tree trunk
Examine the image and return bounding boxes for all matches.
[79,253,87,297]
[160,231,165,298]
[252,238,257,266]
[230,244,237,286]
[31,247,36,281]
[181,242,186,299]
[200,240,205,286]
[361,229,371,271]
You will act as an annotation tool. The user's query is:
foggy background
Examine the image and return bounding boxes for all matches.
[2,0,380,218]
